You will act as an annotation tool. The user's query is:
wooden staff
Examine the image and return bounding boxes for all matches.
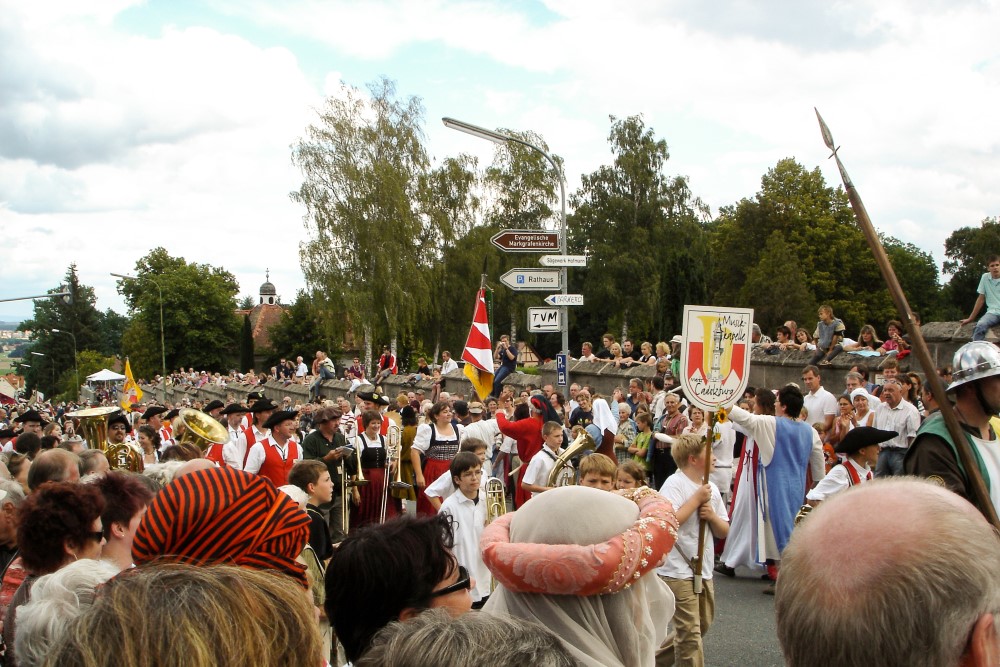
[814,109,999,527]
[693,409,715,594]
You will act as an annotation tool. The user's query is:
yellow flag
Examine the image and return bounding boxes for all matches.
[120,359,143,411]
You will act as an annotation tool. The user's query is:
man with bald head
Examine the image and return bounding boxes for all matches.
[777,478,1000,667]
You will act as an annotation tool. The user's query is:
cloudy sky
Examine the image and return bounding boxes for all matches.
[2,0,998,322]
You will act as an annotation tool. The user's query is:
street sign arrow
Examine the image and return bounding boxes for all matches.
[500,268,561,291]
[491,230,560,252]
[539,254,587,268]
[544,294,584,306]
[527,308,561,332]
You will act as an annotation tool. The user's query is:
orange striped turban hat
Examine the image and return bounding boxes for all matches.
[132,466,310,587]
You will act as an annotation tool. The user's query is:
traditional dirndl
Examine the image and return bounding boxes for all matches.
[417,458,451,516]
[351,467,400,529]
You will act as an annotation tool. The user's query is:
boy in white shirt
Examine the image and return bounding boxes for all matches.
[521,421,565,497]
[437,451,492,608]
[424,438,489,510]
[657,433,730,667]
[806,426,891,505]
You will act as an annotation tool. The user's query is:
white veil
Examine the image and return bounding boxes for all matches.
[483,486,674,667]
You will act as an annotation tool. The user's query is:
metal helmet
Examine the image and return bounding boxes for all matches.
[947,341,1000,391]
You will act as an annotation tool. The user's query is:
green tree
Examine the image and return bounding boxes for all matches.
[265,290,339,367]
[96,309,128,357]
[418,154,481,360]
[882,236,944,323]
[117,248,241,376]
[941,216,1000,317]
[18,264,104,399]
[239,315,254,372]
[292,78,432,369]
[238,295,255,310]
[738,232,816,332]
[709,159,893,333]
[570,115,670,340]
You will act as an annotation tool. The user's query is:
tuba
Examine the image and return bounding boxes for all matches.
[66,406,119,452]
[177,408,230,453]
[547,430,597,487]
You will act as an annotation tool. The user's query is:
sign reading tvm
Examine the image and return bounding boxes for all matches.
[528,308,561,332]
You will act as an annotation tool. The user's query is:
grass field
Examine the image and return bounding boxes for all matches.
[0,352,14,374]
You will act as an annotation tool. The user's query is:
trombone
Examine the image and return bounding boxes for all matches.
[340,417,362,537]
[484,476,506,592]
[380,423,412,524]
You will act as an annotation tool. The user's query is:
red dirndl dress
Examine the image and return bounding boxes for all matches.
[351,434,400,529]
[416,423,461,516]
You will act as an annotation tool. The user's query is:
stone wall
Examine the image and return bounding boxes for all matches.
[143,320,980,404]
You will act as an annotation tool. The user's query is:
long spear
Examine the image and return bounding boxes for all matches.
[814,109,999,527]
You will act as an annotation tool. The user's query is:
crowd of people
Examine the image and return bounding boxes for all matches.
[2,270,1000,665]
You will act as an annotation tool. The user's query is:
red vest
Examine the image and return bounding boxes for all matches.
[356,413,389,436]
[205,443,226,467]
[242,426,263,466]
[256,437,300,488]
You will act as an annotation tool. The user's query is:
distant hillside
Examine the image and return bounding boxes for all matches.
[0,322,21,331]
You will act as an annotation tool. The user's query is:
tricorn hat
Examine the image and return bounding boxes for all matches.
[107,412,132,433]
[14,409,46,425]
[204,399,225,413]
[221,403,249,416]
[357,390,390,406]
[834,426,897,455]
[262,410,298,430]
[141,406,168,421]
[250,399,279,414]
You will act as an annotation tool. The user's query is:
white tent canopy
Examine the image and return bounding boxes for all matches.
[87,369,125,382]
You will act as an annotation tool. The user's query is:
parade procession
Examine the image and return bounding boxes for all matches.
[3,3,1000,666]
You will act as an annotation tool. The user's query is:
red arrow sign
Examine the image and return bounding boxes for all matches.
[490,229,560,252]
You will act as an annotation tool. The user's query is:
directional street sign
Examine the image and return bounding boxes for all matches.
[539,254,587,268]
[491,230,560,253]
[527,308,561,332]
[500,268,561,292]
[544,293,584,306]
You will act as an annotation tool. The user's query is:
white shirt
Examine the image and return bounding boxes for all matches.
[440,358,458,374]
[651,391,667,421]
[244,436,302,475]
[727,407,826,481]
[873,400,920,449]
[521,445,560,496]
[425,468,489,500]
[971,433,1000,513]
[227,425,269,471]
[438,489,492,602]
[296,362,308,378]
[411,423,464,454]
[656,472,728,580]
[803,386,838,424]
[806,458,872,501]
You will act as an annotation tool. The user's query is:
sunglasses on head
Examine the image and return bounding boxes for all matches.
[430,565,471,598]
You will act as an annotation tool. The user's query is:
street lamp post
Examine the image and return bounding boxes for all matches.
[442,117,570,391]
[50,329,79,402]
[111,273,167,403]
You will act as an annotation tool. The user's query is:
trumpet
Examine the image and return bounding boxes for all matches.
[547,430,597,487]
[380,423,412,524]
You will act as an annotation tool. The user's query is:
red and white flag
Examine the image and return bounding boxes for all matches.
[462,289,494,400]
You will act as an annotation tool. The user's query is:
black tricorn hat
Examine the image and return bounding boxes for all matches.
[834,426,897,455]
[204,399,225,412]
[262,410,298,430]
[107,412,132,433]
[250,398,279,413]
[14,409,46,425]
[221,403,249,416]
[141,406,168,420]
[357,390,390,406]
